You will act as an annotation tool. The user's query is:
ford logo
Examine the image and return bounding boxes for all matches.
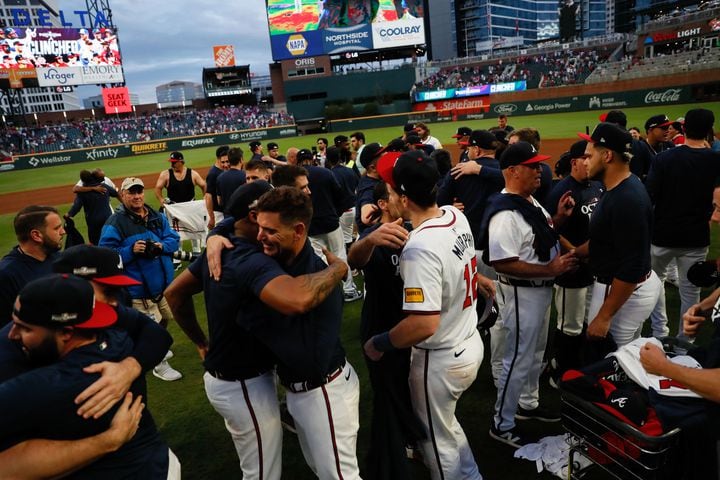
[493,104,517,114]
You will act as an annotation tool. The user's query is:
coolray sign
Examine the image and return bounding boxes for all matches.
[371,17,425,49]
[323,24,373,53]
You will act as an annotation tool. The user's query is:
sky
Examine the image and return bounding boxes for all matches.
[61,0,274,104]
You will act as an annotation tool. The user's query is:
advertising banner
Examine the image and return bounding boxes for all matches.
[412,98,490,114]
[213,45,236,67]
[102,86,132,114]
[371,16,425,50]
[6,126,298,172]
[414,81,526,102]
[1,27,124,86]
[266,0,426,60]
[322,24,373,53]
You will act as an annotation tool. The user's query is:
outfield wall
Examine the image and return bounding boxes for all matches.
[2,125,298,173]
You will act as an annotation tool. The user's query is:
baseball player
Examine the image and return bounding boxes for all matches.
[545,140,603,382]
[481,141,577,448]
[646,109,720,340]
[166,181,349,480]
[451,126,472,163]
[205,146,231,229]
[155,151,206,206]
[575,123,662,347]
[365,150,493,479]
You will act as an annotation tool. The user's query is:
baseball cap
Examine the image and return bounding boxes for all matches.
[499,141,551,169]
[598,110,627,128]
[79,28,88,35]
[377,150,439,201]
[297,148,314,162]
[555,152,573,177]
[490,128,509,145]
[53,245,141,286]
[403,123,416,133]
[578,123,632,156]
[359,142,383,169]
[452,126,472,139]
[687,260,720,287]
[249,141,262,150]
[225,180,273,218]
[405,134,423,146]
[333,135,348,146]
[461,130,497,149]
[569,140,589,159]
[644,114,672,131]
[120,177,144,191]
[15,274,117,329]
[267,142,279,150]
[168,151,184,162]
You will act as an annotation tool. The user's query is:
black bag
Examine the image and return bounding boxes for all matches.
[64,216,85,249]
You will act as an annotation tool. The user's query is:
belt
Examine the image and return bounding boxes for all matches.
[206,368,268,382]
[596,271,651,285]
[281,360,347,394]
[498,276,554,288]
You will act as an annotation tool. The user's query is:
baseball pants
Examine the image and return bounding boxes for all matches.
[587,271,663,347]
[649,245,708,339]
[475,250,506,388]
[409,329,483,480]
[203,371,282,480]
[310,226,357,295]
[494,284,552,432]
[167,448,181,480]
[287,361,361,480]
[554,286,590,336]
[339,208,356,245]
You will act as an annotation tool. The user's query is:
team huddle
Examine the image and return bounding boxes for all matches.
[1,108,720,479]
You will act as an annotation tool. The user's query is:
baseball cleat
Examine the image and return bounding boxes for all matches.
[515,405,561,422]
[489,423,528,448]
[153,360,182,381]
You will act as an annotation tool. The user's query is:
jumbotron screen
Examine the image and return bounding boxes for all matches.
[267,0,426,61]
[203,66,252,98]
[0,26,124,88]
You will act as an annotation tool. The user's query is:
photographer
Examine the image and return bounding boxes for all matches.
[100,177,183,381]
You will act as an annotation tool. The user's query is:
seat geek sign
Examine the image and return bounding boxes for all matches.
[102,86,132,113]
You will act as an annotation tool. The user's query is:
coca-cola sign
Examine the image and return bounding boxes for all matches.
[644,89,682,104]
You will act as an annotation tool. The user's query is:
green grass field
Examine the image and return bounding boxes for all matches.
[1,100,719,479]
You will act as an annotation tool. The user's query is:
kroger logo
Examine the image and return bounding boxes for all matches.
[493,104,517,114]
[42,68,76,85]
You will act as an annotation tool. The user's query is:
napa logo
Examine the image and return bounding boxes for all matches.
[286,34,308,56]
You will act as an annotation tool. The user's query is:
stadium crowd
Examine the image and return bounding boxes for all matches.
[0,105,295,155]
[1,107,720,480]
[416,46,615,91]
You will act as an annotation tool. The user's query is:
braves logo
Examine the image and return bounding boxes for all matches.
[610,396,627,408]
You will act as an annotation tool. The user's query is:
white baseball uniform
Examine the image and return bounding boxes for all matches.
[401,206,483,480]
[488,193,557,431]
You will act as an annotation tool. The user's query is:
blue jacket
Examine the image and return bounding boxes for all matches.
[99,204,179,299]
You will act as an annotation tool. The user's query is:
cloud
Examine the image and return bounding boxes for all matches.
[63,0,273,103]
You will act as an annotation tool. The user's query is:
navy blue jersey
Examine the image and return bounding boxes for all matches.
[188,237,279,377]
[0,248,57,327]
[205,165,224,211]
[358,223,407,342]
[437,156,503,250]
[547,176,603,288]
[646,146,720,248]
[630,139,655,181]
[355,175,381,233]
[67,185,116,227]
[331,165,359,207]
[306,165,348,235]
[216,169,247,209]
[589,175,652,283]
[535,162,554,209]
[0,329,169,479]
[240,240,346,385]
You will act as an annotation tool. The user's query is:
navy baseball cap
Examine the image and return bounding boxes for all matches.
[249,141,262,150]
[644,114,672,131]
[405,134,424,146]
[297,148,314,162]
[359,142,383,169]
[578,123,632,156]
[452,126,472,139]
[267,142,279,150]
[168,151,184,162]
[555,152,573,177]
[403,123,416,133]
[15,274,117,329]
[53,245,141,286]
[377,150,439,201]
[598,110,627,128]
[569,140,588,159]
[499,141,551,169]
[460,130,497,149]
[225,180,273,218]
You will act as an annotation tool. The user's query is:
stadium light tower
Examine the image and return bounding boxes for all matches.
[84,0,115,28]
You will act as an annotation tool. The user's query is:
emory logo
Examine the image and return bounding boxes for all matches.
[404,288,425,303]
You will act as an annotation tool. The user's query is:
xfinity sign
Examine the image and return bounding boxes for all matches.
[371,17,425,48]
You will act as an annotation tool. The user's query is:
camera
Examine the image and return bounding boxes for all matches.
[171,250,198,262]
[138,239,162,259]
